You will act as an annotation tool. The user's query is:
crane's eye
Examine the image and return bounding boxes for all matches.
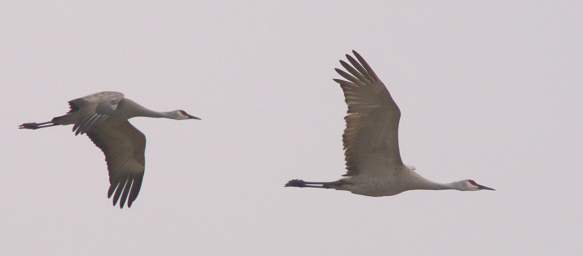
[467,180,477,186]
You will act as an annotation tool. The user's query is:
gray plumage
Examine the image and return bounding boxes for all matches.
[286,51,494,195]
[20,91,200,208]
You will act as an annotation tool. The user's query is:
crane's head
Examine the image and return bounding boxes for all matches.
[169,110,201,120]
[457,179,495,191]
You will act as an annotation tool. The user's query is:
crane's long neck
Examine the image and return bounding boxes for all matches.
[418,181,458,190]
[410,172,460,191]
[123,99,175,119]
[136,109,174,118]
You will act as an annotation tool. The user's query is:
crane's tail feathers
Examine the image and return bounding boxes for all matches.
[285,179,339,189]
[19,121,57,130]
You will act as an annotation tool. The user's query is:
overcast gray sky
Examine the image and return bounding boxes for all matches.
[1,0,582,255]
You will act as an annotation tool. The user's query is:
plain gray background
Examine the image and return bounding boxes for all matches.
[1,0,581,255]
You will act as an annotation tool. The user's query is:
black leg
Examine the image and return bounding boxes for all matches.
[285,179,339,189]
[19,121,56,130]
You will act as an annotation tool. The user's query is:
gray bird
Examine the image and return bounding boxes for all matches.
[286,51,494,196]
[20,91,200,208]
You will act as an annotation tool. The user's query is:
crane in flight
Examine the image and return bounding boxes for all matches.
[19,91,200,208]
[286,51,494,196]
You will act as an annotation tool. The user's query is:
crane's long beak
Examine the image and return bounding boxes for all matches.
[477,183,495,191]
[187,114,201,120]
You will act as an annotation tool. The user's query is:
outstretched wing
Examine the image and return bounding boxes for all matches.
[333,51,404,177]
[87,120,146,208]
[68,91,124,135]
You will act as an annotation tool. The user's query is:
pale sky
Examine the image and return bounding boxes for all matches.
[1,0,582,255]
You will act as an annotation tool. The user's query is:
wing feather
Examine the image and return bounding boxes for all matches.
[334,51,404,177]
[68,92,124,135]
[87,120,146,208]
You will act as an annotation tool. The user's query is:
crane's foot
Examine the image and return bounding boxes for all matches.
[19,121,55,130]
[285,179,307,187]
[19,122,41,129]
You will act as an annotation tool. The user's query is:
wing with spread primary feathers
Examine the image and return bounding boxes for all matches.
[333,51,404,177]
[87,120,146,208]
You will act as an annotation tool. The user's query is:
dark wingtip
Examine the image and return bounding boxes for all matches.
[352,50,365,62]
[339,60,349,67]
[107,183,117,198]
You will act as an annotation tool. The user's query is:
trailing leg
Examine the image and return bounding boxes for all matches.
[285,179,343,189]
[19,112,77,130]
[19,121,57,130]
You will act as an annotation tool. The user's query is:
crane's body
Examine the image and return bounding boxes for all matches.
[285,51,494,195]
[20,91,200,208]
[333,167,446,197]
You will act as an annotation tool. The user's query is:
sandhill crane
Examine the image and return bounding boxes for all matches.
[19,91,200,208]
[285,51,494,196]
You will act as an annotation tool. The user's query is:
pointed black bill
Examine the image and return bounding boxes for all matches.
[186,114,201,120]
[477,184,495,191]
